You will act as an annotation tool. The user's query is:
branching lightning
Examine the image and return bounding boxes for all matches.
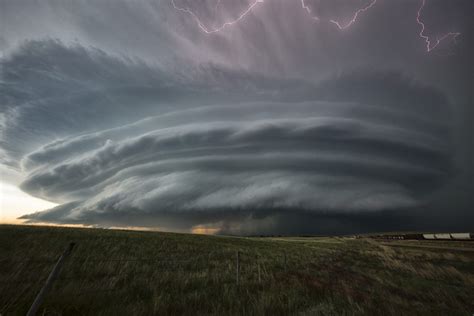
[416,0,460,52]
[299,0,319,21]
[328,0,377,30]
[299,0,377,29]
[172,0,461,52]
[171,0,264,34]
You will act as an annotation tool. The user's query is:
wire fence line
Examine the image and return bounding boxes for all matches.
[1,250,273,263]
[1,243,301,315]
[2,253,292,276]
[1,254,294,268]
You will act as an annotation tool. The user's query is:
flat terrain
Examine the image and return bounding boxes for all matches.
[1,225,473,315]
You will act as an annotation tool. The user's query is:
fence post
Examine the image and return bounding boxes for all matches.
[27,242,76,316]
[236,251,240,286]
[207,252,211,281]
[257,255,261,283]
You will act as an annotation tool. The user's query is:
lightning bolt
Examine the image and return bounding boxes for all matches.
[328,0,377,30]
[300,0,320,21]
[299,0,377,29]
[171,0,264,34]
[416,0,460,52]
[172,0,461,52]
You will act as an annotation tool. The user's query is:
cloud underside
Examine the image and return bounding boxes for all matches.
[1,40,453,233]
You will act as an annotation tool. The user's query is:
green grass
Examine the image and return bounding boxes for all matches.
[1,225,473,315]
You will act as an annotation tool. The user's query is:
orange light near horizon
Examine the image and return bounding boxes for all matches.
[0,182,58,224]
[191,225,220,235]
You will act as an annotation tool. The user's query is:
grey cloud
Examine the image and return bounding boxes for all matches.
[0,0,471,235]
[0,40,339,167]
[3,40,456,233]
[20,116,449,201]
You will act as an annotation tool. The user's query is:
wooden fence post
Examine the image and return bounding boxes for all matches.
[236,251,240,286]
[27,242,76,316]
[207,251,211,281]
[257,256,261,283]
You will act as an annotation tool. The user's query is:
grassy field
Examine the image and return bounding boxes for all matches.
[1,225,473,315]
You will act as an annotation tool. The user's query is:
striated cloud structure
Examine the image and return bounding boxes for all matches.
[0,40,454,233]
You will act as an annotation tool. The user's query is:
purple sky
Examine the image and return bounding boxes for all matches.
[1,0,473,234]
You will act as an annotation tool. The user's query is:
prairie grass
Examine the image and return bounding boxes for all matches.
[0,225,473,315]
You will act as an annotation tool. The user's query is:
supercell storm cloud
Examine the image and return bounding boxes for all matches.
[0,0,472,234]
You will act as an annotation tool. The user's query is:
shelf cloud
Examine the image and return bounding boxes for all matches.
[0,40,454,233]
[1,0,472,234]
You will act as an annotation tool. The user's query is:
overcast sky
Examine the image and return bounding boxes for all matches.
[0,0,472,234]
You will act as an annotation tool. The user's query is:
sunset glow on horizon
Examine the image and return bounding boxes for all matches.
[0,181,57,224]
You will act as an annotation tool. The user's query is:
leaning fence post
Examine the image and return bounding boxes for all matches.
[27,242,76,316]
[236,251,240,286]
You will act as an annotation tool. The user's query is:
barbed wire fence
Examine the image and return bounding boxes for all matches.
[0,242,298,315]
